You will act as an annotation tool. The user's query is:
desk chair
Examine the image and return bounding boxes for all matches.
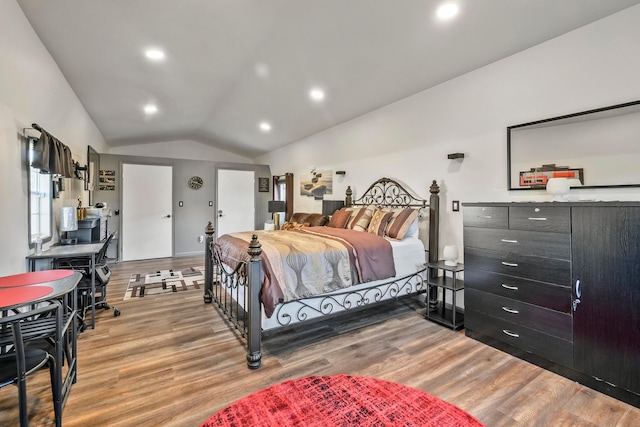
[0,304,62,427]
[55,232,120,331]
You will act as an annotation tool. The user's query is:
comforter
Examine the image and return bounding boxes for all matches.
[214,226,395,317]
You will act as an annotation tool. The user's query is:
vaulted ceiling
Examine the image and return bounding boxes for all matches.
[17,0,640,158]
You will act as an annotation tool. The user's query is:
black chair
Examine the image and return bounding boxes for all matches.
[0,303,62,427]
[55,232,120,330]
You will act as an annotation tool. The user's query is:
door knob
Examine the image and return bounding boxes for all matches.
[166,214,171,218]
[218,210,224,218]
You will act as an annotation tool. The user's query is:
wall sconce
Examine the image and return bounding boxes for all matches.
[335,171,346,175]
[447,153,464,160]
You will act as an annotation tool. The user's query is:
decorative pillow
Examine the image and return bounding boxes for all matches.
[367,209,394,236]
[385,208,419,240]
[289,212,329,227]
[342,207,359,229]
[281,221,309,230]
[347,205,376,232]
[326,209,351,228]
[290,212,309,223]
[306,213,329,226]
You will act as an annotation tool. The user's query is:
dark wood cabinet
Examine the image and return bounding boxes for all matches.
[572,207,640,395]
[464,202,640,408]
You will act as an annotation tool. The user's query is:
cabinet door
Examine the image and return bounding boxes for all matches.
[572,207,640,394]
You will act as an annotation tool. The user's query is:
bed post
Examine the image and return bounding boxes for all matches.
[203,221,215,304]
[345,186,353,207]
[246,235,263,369]
[428,180,440,308]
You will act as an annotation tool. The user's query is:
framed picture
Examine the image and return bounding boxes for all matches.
[258,177,270,192]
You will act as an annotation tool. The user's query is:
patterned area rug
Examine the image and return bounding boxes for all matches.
[124,267,204,300]
[201,374,485,427]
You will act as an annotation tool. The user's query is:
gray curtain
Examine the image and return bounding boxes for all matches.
[31,130,74,177]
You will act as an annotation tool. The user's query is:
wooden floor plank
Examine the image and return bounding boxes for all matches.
[2,255,640,426]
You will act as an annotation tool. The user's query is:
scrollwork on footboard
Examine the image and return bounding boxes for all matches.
[272,268,426,327]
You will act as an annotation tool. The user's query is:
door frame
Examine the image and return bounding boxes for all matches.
[215,167,257,237]
[120,161,174,261]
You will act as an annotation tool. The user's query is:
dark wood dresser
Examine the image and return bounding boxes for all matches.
[463,202,640,408]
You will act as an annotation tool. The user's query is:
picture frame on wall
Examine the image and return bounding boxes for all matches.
[258,177,269,192]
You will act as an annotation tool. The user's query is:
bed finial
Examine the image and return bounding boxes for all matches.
[345,186,353,207]
[205,221,215,238]
[248,235,262,260]
[430,180,440,195]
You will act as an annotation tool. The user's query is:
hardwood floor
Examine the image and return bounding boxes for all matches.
[2,255,640,426]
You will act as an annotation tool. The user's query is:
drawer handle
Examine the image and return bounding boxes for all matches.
[479,215,492,219]
[501,262,518,267]
[502,306,519,314]
[501,284,519,290]
[527,217,547,221]
[502,329,520,338]
[500,239,518,243]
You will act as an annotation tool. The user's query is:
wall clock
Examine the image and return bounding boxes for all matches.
[188,176,203,190]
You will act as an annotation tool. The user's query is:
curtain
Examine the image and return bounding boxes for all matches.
[31,129,74,177]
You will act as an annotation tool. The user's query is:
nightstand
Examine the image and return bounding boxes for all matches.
[425,261,464,330]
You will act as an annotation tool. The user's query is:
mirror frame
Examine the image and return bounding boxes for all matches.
[87,145,100,205]
[507,100,640,191]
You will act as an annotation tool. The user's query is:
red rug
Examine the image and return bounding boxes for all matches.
[201,374,484,427]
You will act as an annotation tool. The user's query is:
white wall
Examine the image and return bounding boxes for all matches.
[0,0,109,275]
[0,0,256,275]
[109,139,253,163]
[257,5,640,260]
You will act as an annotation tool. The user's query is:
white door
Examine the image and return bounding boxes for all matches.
[217,169,255,237]
[122,164,173,261]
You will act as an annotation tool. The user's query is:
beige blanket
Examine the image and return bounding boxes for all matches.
[215,226,395,317]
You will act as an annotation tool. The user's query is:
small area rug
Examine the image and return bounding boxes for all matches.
[200,374,485,427]
[124,267,204,300]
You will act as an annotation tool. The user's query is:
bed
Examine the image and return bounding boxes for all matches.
[203,177,440,369]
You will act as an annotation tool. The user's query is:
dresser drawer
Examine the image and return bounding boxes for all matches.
[466,309,573,367]
[464,227,570,260]
[463,206,508,229]
[465,247,571,286]
[464,268,572,313]
[509,206,570,233]
[465,288,572,341]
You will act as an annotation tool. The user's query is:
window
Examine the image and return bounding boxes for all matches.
[28,139,52,244]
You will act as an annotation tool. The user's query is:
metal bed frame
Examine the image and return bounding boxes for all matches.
[203,177,440,369]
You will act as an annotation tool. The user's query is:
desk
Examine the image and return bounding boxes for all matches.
[26,242,104,329]
[0,270,81,420]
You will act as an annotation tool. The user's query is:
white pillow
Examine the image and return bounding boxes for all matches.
[403,218,419,239]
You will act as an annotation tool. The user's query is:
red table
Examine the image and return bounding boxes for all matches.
[0,270,74,288]
[0,270,82,420]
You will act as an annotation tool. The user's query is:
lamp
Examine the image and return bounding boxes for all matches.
[322,200,345,217]
[60,206,78,245]
[546,178,570,201]
[442,245,459,266]
[268,200,286,230]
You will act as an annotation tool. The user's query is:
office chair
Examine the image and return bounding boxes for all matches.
[55,232,120,331]
[0,303,62,427]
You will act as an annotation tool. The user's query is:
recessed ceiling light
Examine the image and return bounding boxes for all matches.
[144,104,158,115]
[436,3,459,20]
[259,122,271,132]
[255,63,271,79]
[145,49,165,61]
[309,88,325,102]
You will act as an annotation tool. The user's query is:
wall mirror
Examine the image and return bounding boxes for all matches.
[87,145,100,205]
[507,100,640,190]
